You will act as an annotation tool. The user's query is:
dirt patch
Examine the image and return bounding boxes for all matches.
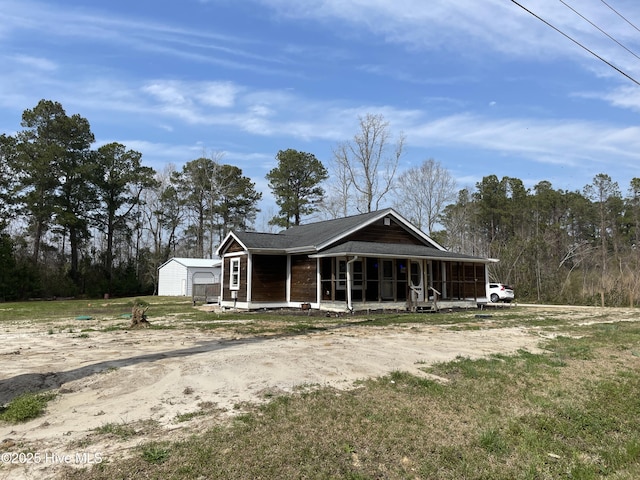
[1,305,630,479]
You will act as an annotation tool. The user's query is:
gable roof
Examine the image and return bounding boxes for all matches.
[279,209,389,248]
[159,257,221,269]
[217,209,446,255]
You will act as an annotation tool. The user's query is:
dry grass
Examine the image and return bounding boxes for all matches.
[59,319,640,480]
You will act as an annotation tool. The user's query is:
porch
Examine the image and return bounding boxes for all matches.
[317,298,483,313]
[316,254,488,312]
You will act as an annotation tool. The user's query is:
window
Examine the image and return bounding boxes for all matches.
[336,258,363,290]
[352,259,363,290]
[337,259,347,290]
[230,258,240,290]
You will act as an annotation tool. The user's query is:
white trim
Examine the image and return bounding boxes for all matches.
[216,232,248,256]
[286,255,292,303]
[229,257,241,290]
[219,259,225,301]
[346,256,360,312]
[158,257,222,270]
[316,258,321,305]
[287,247,315,254]
[219,300,320,310]
[310,251,495,263]
[315,208,446,252]
[247,253,252,302]
[409,259,425,302]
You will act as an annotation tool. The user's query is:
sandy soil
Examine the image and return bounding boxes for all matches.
[0,305,626,479]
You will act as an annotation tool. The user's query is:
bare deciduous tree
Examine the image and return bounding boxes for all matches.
[394,158,457,235]
[332,113,404,213]
[439,188,481,254]
[320,154,354,219]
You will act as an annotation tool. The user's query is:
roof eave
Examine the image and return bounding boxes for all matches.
[286,246,316,254]
[249,248,289,254]
[216,232,248,256]
[309,251,495,263]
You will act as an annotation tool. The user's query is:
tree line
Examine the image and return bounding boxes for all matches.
[437,174,640,307]
[1,100,637,306]
[0,100,262,299]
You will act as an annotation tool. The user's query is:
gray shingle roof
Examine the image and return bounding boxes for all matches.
[233,231,293,250]
[225,209,490,262]
[278,209,388,247]
[233,210,392,251]
[312,241,488,261]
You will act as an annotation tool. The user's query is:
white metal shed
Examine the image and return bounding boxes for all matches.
[157,257,221,297]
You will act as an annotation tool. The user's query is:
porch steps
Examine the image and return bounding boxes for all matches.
[412,301,439,313]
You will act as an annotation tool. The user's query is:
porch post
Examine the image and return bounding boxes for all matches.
[316,258,321,308]
[408,257,414,309]
[442,261,447,299]
[484,262,490,301]
[346,256,359,312]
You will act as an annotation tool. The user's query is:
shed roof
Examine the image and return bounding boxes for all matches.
[159,257,222,269]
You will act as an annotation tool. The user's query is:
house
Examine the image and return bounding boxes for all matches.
[215,209,496,312]
[157,257,221,301]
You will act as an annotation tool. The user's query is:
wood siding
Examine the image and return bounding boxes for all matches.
[222,255,248,302]
[290,255,317,302]
[343,218,425,246]
[226,240,245,253]
[251,254,287,302]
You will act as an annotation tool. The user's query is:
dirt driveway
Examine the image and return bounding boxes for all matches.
[0,305,622,479]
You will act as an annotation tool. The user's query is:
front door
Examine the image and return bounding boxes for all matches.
[409,260,424,302]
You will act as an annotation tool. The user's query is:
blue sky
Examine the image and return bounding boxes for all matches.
[2,0,640,221]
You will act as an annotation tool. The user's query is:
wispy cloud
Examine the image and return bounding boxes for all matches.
[9,55,57,71]
[2,0,640,196]
[0,0,295,75]
[258,0,640,76]
[407,112,640,169]
[598,85,640,112]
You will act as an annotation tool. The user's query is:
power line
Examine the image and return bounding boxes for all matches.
[509,0,640,87]
[560,0,640,62]
[599,0,640,35]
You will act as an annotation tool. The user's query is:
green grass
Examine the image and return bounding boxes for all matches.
[174,410,208,423]
[61,317,640,480]
[0,296,195,323]
[140,442,171,464]
[0,295,575,338]
[3,300,639,478]
[0,391,57,423]
[93,422,138,439]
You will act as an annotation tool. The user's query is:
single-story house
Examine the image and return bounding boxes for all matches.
[157,257,221,300]
[215,208,497,312]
